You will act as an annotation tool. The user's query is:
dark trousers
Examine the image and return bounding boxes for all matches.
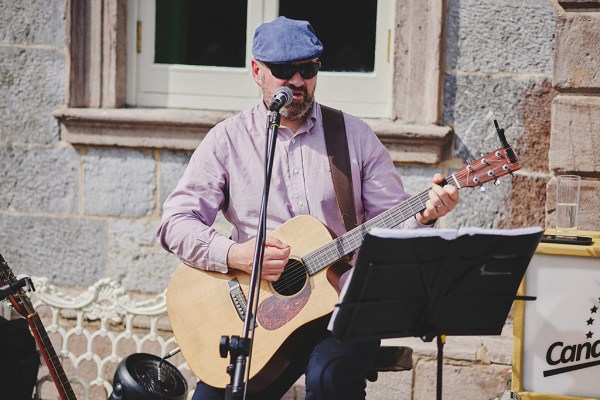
[192,335,380,400]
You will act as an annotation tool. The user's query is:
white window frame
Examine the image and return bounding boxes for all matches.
[126,0,395,118]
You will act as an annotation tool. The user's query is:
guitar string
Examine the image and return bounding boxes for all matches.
[269,156,516,294]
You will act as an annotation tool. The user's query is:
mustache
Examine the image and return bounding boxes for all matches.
[286,85,308,97]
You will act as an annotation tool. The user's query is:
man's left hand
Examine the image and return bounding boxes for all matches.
[416,173,460,225]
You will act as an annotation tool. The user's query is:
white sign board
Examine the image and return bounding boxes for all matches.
[522,253,600,398]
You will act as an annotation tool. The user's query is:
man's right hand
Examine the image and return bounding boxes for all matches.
[227,236,291,282]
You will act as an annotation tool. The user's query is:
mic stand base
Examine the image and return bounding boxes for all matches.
[221,335,251,400]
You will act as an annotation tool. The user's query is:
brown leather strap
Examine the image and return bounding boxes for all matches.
[321,104,357,232]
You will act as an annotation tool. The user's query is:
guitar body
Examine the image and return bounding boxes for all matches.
[166,215,340,391]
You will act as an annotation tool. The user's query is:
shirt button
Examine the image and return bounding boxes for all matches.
[293,169,300,174]
[297,201,303,207]
[291,138,296,144]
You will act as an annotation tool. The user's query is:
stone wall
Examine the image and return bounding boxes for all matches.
[547,1,600,229]
[2,1,594,399]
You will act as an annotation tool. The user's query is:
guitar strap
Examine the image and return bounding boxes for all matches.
[321,104,357,232]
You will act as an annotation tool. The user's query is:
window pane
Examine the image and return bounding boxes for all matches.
[278,0,377,72]
[155,0,247,67]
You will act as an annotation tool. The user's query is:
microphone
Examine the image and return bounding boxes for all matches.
[268,87,293,111]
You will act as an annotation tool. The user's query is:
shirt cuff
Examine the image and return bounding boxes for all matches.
[207,235,236,273]
[414,215,437,227]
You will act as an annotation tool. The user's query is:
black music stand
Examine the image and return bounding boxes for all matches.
[329,227,543,400]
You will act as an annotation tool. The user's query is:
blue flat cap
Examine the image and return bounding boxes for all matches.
[252,16,323,64]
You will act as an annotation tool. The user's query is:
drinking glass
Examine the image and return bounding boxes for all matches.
[555,175,581,237]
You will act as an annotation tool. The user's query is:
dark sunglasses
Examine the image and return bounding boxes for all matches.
[264,61,321,80]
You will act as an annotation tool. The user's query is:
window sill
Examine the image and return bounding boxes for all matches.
[54,107,453,164]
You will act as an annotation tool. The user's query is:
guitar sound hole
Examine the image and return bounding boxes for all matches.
[272,259,307,297]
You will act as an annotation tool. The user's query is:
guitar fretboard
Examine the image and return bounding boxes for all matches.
[303,177,458,275]
[28,313,77,400]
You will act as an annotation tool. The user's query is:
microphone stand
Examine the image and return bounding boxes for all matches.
[222,109,282,400]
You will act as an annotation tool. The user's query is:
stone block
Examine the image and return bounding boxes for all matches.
[384,322,514,367]
[443,173,512,229]
[0,214,105,286]
[0,46,64,143]
[108,219,180,293]
[443,74,549,163]
[554,13,600,90]
[518,80,557,174]
[498,174,547,229]
[366,369,413,400]
[0,0,66,46]
[83,148,155,217]
[158,150,192,214]
[445,0,556,74]
[0,144,79,213]
[545,177,600,231]
[550,95,600,173]
[413,359,511,400]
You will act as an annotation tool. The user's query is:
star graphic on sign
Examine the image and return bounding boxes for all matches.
[587,331,594,339]
[592,306,598,314]
[587,318,595,326]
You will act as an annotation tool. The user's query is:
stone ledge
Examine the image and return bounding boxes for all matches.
[53,107,454,164]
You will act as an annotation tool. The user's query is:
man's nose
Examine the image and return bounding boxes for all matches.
[287,71,304,85]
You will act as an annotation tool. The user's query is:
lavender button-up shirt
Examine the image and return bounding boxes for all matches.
[157,102,425,273]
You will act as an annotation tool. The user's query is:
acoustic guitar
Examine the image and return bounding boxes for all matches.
[0,253,77,400]
[167,139,521,391]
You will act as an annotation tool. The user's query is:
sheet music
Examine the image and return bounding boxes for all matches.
[328,226,543,333]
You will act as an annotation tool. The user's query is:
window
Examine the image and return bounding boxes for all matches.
[127,0,395,118]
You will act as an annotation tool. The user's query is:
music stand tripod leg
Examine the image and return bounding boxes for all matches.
[437,335,445,400]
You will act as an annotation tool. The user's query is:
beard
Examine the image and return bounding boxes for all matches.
[280,84,315,120]
[261,76,315,121]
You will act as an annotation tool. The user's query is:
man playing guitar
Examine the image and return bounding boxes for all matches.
[158,16,459,400]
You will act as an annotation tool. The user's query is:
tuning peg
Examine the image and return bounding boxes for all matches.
[510,172,516,178]
[494,179,501,186]
[480,185,486,192]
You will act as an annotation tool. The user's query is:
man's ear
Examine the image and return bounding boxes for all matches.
[251,59,262,86]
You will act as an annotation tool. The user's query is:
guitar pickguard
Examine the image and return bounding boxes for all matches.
[257,282,311,330]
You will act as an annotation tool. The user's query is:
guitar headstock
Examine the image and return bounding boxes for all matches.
[452,120,520,189]
[0,253,35,318]
[453,146,520,189]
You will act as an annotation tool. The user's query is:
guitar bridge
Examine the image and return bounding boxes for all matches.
[228,278,248,322]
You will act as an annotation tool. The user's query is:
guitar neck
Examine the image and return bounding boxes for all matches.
[27,312,77,400]
[303,176,459,275]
